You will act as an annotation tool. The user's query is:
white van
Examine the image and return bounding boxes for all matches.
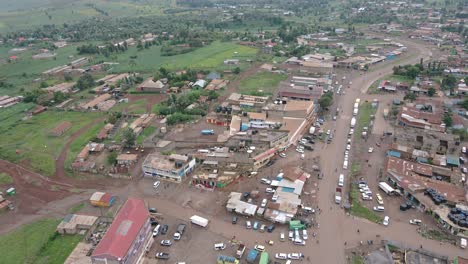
[373,206,385,212]
[338,174,344,187]
[303,206,315,213]
[197,149,210,153]
[214,243,226,250]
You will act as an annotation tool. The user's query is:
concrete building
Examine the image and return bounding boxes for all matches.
[136,78,166,93]
[142,153,196,182]
[92,198,153,264]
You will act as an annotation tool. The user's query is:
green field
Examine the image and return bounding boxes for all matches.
[238,72,287,95]
[0,104,103,176]
[0,0,174,33]
[0,218,82,264]
[136,126,156,145]
[111,99,148,115]
[107,41,258,73]
[355,102,377,143]
[0,172,13,185]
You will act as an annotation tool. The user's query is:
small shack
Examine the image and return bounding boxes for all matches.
[89,192,116,207]
[56,214,98,235]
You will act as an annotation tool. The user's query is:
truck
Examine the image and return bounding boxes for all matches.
[173,223,186,240]
[246,249,258,263]
[378,182,395,195]
[350,117,356,128]
[309,126,316,135]
[335,187,342,204]
[201,129,215,135]
[236,244,246,259]
[190,215,209,227]
[353,108,358,116]
[461,237,467,249]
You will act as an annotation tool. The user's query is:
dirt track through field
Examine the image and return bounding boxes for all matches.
[55,117,106,179]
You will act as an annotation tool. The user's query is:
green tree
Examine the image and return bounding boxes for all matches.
[122,128,136,148]
[404,93,417,102]
[441,75,457,91]
[461,98,468,110]
[76,74,95,90]
[107,152,118,165]
[40,81,48,88]
[443,111,453,127]
[233,67,241,74]
[318,91,333,109]
[428,87,436,97]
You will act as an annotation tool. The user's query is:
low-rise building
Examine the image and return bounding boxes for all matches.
[56,214,98,235]
[398,105,445,132]
[142,153,196,182]
[116,154,138,166]
[226,192,258,216]
[50,121,72,136]
[136,78,167,93]
[91,198,153,264]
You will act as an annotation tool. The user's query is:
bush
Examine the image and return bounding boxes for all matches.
[166,112,194,125]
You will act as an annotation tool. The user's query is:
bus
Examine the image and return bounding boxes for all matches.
[259,252,269,264]
[378,182,396,195]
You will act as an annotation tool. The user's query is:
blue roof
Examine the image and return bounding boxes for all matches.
[281,187,295,193]
[416,157,429,163]
[446,155,460,166]
[387,150,401,158]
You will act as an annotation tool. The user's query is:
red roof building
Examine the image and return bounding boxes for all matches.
[92,198,153,264]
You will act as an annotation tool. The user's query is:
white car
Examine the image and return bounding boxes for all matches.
[362,193,372,200]
[279,153,287,158]
[409,219,422,225]
[275,253,287,260]
[349,129,354,135]
[300,139,307,144]
[345,150,349,156]
[326,130,331,135]
[160,240,172,246]
[383,216,390,226]
[376,193,384,205]
[260,178,271,185]
[272,194,279,202]
[373,206,385,212]
[333,115,337,120]
[289,231,294,240]
[288,253,304,260]
[255,244,265,252]
[368,147,374,153]
[266,188,275,193]
[261,199,267,207]
[302,229,308,240]
[296,148,304,153]
[301,154,305,160]
[153,181,160,188]
[358,183,367,188]
[346,144,351,151]
[347,138,352,144]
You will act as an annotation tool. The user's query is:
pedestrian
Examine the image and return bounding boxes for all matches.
[357,229,360,233]
[344,241,347,246]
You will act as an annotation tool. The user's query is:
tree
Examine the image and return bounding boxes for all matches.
[233,67,241,74]
[443,111,453,127]
[404,92,417,102]
[461,98,468,110]
[122,128,136,148]
[107,152,118,165]
[40,81,48,88]
[318,91,333,109]
[428,87,436,97]
[64,75,73,82]
[441,75,457,91]
[75,74,95,90]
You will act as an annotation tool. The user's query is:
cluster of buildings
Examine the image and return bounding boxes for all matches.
[72,142,105,172]
[227,167,310,224]
[42,57,89,77]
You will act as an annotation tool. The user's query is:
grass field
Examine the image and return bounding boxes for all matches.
[111,99,147,115]
[136,126,156,145]
[238,72,287,95]
[107,41,258,72]
[0,218,82,264]
[0,104,103,176]
[0,0,174,33]
[351,255,365,264]
[0,172,13,185]
[355,102,377,143]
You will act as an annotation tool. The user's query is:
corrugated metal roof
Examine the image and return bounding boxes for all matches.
[387,150,401,158]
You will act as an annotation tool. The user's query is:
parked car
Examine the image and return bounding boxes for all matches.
[155,253,170,259]
[254,244,265,252]
[261,199,268,207]
[260,178,272,185]
[149,208,157,213]
[246,220,252,229]
[302,229,308,240]
[272,194,279,202]
[296,148,304,153]
[160,240,172,246]
[288,253,304,260]
[266,188,275,193]
[289,231,294,240]
[373,206,385,212]
[275,253,287,260]
[161,224,168,235]
[409,219,422,225]
[232,216,238,224]
[253,221,259,230]
[279,153,287,158]
[383,216,390,226]
[153,181,160,189]
[267,224,275,233]
[376,194,384,205]
[368,147,374,153]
